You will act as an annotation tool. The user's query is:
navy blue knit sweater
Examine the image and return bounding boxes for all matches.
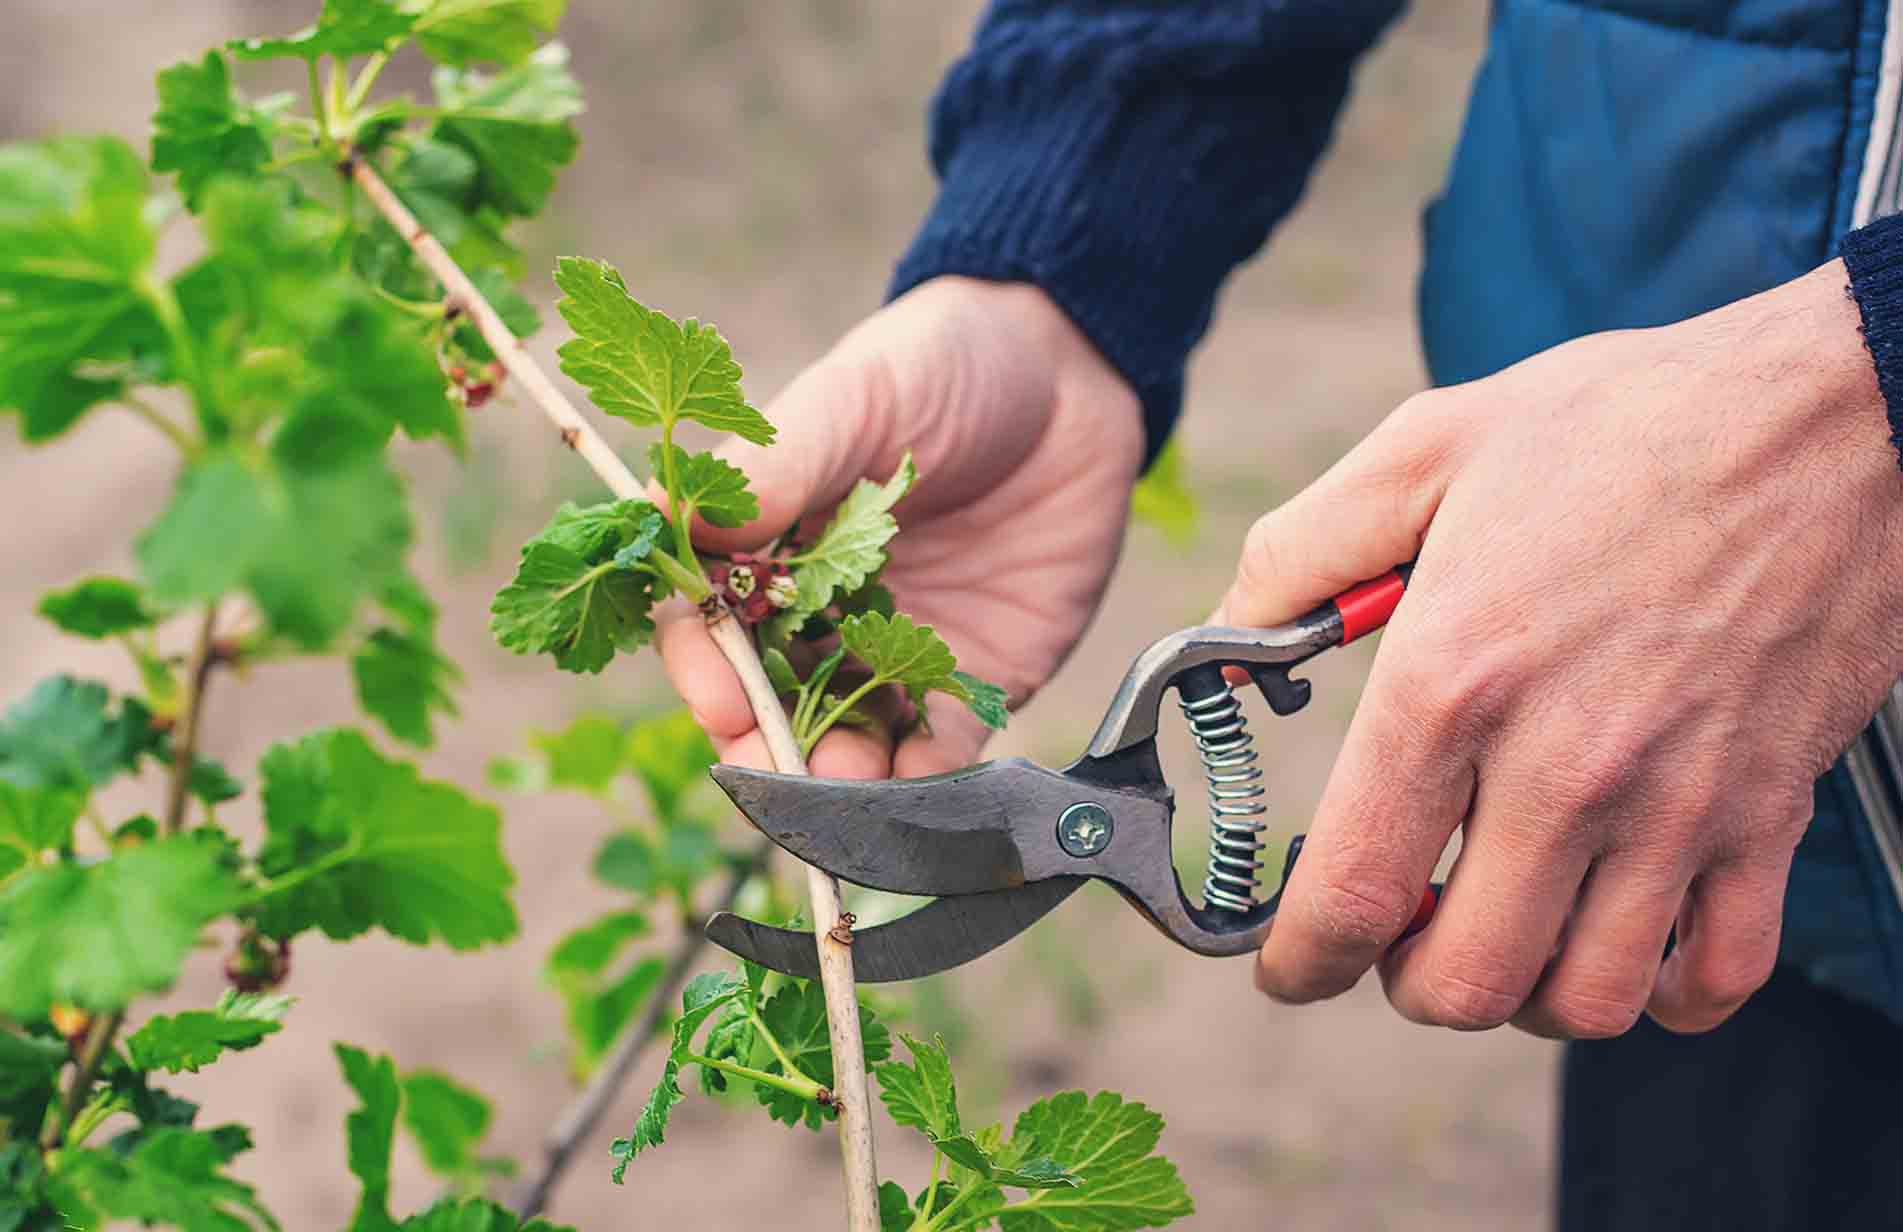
[892,0,1903,468]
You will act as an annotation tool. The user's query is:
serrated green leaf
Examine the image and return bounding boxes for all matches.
[125,991,292,1075]
[950,670,1010,731]
[336,1044,400,1232]
[624,708,715,821]
[839,611,956,703]
[754,979,891,1130]
[37,576,153,639]
[352,628,463,749]
[776,454,914,632]
[0,676,154,797]
[398,1198,574,1232]
[0,838,236,1018]
[876,1035,1078,1197]
[55,1126,279,1232]
[151,52,271,211]
[552,257,773,443]
[357,140,522,297]
[0,137,163,443]
[136,449,413,651]
[529,715,624,793]
[432,43,580,217]
[533,499,664,561]
[649,444,758,528]
[993,1092,1193,1231]
[400,1070,491,1178]
[252,728,517,949]
[412,0,566,66]
[231,0,417,61]
[545,912,659,1072]
[875,1033,961,1139]
[490,541,662,675]
[611,972,744,1181]
[0,782,81,869]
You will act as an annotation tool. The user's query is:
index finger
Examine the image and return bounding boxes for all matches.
[1256,640,1476,1003]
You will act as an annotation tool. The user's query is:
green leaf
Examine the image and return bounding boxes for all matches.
[37,576,154,639]
[56,1126,279,1232]
[875,1035,1078,1194]
[1128,439,1197,547]
[0,676,153,796]
[352,628,463,749]
[400,1070,491,1177]
[0,1031,66,1139]
[0,137,163,443]
[649,444,758,528]
[336,1044,400,1232]
[412,0,566,67]
[552,257,773,444]
[544,911,656,1070]
[490,542,663,675]
[491,499,671,674]
[231,0,417,61]
[151,52,271,211]
[358,140,521,294]
[611,972,744,1182]
[776,454,914,632]
[950,670,1010,731]
[993,1092,1193,1230]
[398,1198,574,1232]
[0,837,236,1018]
[0,782,81,869]
[184,758,244,808]
[590,831,656,895]
[528,715,624,794]
[753,979,891,1130]
[878,1182,914,1232]
[839,611,956,704]
[125,991,292,1075]
[545,909,647,977]
[252,728,517,949]
[432,44,580,217]
[137,450,413,651]
[533,499,664,561]
[623,708,715,821]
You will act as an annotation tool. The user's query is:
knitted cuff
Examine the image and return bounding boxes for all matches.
[1839,211,1903,467]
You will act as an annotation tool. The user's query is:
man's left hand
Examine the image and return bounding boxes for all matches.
[1227,260,1903,1037]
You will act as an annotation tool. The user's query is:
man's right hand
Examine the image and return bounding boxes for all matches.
[657,275,1146,782]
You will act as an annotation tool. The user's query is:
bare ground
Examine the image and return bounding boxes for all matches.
[0,3,1558,1228]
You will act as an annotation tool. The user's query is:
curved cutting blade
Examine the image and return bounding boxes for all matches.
[704,878,1085,983]
[710,759,1163,896]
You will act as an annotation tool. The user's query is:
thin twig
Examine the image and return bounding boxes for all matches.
[346,154,884,1228]
[511,845,766,1219]
[163,605,219,836]
[41,1008,123,1149]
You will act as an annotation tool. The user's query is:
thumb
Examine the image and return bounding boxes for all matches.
[685,345,898,555]
[1217,394,1462,628]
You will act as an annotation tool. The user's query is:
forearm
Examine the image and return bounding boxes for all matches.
[892,0,1406,464]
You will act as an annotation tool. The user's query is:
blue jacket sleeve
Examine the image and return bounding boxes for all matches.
[889,0,1407,464]
[1842,213,1903,467]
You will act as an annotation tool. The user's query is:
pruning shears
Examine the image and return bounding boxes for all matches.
[704,565,1439,982]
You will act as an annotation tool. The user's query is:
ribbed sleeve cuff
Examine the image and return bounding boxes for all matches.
[888,77,1345,469]
[1840,211,1903,467]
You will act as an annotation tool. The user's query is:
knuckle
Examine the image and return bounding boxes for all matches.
[1302,871,1418,951]
[1236,510,1292,593]
[1414,960,1526,1030]
[1540,974,1649,1039]
[1690,946,1776,1013]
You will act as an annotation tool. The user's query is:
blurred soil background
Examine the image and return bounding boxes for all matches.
[0,3,1558,1229]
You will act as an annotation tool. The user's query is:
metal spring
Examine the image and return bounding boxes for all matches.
[1179,684,1268,913]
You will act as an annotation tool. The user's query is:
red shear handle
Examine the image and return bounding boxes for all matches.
[1330,560,1415,645]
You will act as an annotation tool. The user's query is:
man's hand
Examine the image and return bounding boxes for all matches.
[1228,260,1903,1037]
[658,276,1144,781]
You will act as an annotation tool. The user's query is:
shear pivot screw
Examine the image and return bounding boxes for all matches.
[1057,803,1113,858]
